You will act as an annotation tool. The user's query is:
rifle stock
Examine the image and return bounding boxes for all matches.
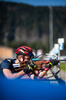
[13,60,46,72]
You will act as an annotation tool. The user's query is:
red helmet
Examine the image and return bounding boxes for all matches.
[16,46,33,57]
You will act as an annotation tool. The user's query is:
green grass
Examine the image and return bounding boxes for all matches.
[60,63,66,71]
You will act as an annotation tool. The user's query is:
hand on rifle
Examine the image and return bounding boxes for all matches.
[44,59,59,71]
[23,64,37,74]
[49,59,59,66]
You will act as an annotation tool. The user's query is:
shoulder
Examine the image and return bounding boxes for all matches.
[1,58,14,64]
[1,58,16,63]
[0,58,15,70]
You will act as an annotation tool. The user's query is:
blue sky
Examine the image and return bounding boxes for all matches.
[0,0,66,6]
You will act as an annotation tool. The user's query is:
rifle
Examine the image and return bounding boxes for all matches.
[12,58,66,72]
[12,59,47,72]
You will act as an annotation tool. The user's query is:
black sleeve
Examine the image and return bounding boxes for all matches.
[0,59,11,70]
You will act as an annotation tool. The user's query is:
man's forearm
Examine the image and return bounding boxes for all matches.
[3,69,25,79]
[11,70,25,79]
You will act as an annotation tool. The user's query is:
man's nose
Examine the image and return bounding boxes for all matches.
[25,59,28,61]
[24,58,29,61]
[20,58,23,61]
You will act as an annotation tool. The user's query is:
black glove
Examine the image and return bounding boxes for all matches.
[23,64,37,74]
[44,59,59,71]
[49,59,59,67]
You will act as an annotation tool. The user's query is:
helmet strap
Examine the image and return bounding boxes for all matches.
[23,55,24,61]
[16,55,20,62]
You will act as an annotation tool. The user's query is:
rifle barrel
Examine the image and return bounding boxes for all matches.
[58,59,66,61]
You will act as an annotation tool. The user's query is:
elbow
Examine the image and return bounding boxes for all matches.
[3,69,17,79]
[5,75,16,79]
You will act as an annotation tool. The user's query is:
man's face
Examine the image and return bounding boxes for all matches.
[18,55,30,62]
